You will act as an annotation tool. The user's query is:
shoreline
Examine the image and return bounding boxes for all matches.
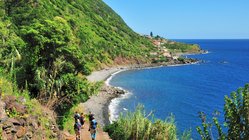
[81,85,125,127]
[82,58,200,127]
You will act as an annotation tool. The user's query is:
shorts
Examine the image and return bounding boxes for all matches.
[90,129,96,139]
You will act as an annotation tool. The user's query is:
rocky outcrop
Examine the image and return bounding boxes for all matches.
[0,95,60,140]
[3,95,27,115]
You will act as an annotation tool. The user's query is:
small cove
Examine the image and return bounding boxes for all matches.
[109,39,249,139]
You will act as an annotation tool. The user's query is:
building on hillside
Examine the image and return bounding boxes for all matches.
[144,35,152,39]
[153,40,161,46]
[161,49,171,57]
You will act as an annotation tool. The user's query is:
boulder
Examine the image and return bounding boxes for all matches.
[2,121,13,130]
[11,127,18,133]
[18,118,26,126]
[31,121,39,130]
[3,95,27,115]
[13,102,26,114]
[27,116,38,126]
[8,118,21,126]
[26,131,33,139]
[2,131,16,140]
[3,95,16,105]
[16,126,27,138]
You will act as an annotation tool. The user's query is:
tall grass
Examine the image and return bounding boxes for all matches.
[104,105,180,140]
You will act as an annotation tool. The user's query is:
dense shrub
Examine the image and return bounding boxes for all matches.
[197,84,249,140]
[104,105,178,140]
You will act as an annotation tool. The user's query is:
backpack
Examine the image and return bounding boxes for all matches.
[91,120,97,129]
[74,113,80,122]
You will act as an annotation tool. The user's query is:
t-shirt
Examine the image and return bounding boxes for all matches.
[79,116,85,125]
[89,114,94,121]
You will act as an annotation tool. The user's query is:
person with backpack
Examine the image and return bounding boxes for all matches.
[74,111,80,123]
[89,111,94,122]
[79,113,85,128]
[89,116,97,140]
[74,119,81,140]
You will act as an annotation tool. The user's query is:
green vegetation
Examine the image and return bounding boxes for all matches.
[0,0,203,138]
[104,105,191,140]
[197,84,249,140]
[0,0,155,126]
[152,56,168,63]
[0,73,58,139]
[60,105,81,134]
[163,42,201,54]
[3,0,248,139]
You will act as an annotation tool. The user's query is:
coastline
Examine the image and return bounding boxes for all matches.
[82,58,200,127]
[81,85,125,127]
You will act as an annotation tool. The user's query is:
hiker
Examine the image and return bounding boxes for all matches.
[89,111,94,122]
[89,116,97,140]
[74,111,80,123]
[79,113,85,128]
[74,119,81,140]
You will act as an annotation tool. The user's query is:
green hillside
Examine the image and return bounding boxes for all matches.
[1,0,154,71]
[0,0,203,139]
[0,0,156,113]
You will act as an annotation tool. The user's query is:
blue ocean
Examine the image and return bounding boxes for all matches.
[108,40,249,139]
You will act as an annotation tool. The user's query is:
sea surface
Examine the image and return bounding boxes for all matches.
[108,39,249,139]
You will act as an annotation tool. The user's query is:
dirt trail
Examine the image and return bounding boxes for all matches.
[79,122,111,140]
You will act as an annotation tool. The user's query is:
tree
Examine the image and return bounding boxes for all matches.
[0,19,24,80]
[224,84,249,139]
[18,16,86,105]
[150,31,153,37]
[0,0,5,17]
[197,84,249,140]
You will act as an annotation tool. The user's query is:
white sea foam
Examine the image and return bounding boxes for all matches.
[106,60,201,123]
[104,68,133,123]
[105,69,126,86]
[109,88,132,123]
[203,50,210,54]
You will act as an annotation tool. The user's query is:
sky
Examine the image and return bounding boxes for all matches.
[103,0,249,39]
